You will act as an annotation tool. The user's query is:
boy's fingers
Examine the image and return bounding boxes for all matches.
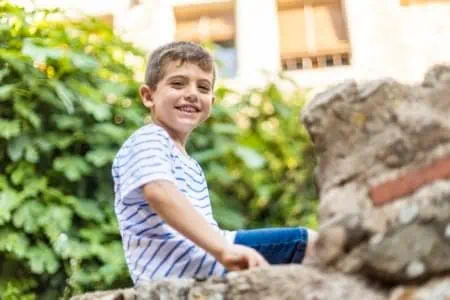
[248,256,257,268]
[254,251,268,267]
[259,255,269,266]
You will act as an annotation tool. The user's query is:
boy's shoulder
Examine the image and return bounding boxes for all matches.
[114,124,174,162]
[124,124,171,146]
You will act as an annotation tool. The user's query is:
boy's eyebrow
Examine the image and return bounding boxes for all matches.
[166,75,187,81]
[166,75,212,86]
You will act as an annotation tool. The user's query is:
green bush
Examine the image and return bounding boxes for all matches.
[0,2,317,298]
[0,2,144,298]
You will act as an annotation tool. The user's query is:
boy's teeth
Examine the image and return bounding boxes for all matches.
[178,106,196,112]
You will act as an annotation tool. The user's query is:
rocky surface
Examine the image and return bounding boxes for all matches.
[301,64,450,283]
[72,65,450,299]
[72,265,387,300]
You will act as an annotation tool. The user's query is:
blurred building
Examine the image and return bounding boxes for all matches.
[12,0,450,89]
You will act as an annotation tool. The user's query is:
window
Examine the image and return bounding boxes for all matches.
[278,0,351,71]
[174,1,237,78]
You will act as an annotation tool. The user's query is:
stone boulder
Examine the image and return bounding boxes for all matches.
[72,265,387,300]
[301,64,450,283]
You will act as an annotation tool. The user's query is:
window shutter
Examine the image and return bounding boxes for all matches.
[278,7,308,59]
[312,3,349,55]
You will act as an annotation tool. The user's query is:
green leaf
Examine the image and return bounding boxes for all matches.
[0,49,28,73]
[13,100,41,129]
[0,68,11,82]
[22,38,99,71]
[27,243,59,274]
[53,156,91,181]
[49,81,75,114]
[0,84,17,101]
[192,147,229,163]
[7,135,29,161]
[54,236,91,260]
[85,149,115,167]
[0,190,22,225]
[91,241,123,264]
[88,124,127,144]
[80,99,111,121]
[22,177,47,198]
[98,81,129,98]
[211,123,239,135]
[69,52,99,71]
[206,163,233,185]
[210,192,246,230]
[41,206,73,240]
[214,86,236,100]
[0,276,37,300]
[52,115,83,130]
[24,144,39,163]
[10,162,34,185]
[12,200,45,233]
[273,101,292,119]
[0,119,21,139]
[0,228,29,258]
[266,83,283,103]
[35,137,53,152]
[79,227,105,243]
[45,133,76,150]
[234,146,266,169]
[72,198,105,222]
[22,39,65,62]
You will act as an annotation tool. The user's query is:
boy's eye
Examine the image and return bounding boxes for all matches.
[199,86,210,92]
[171,82,184,88]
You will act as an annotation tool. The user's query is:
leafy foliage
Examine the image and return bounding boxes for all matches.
[0,1,317,298]
[0,1,144,298]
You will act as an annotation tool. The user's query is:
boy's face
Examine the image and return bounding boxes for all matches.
[140,60,215,136]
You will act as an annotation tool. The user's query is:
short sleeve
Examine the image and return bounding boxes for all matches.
[113,126,176,201]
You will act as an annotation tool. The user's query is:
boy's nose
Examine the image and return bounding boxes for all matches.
[184,92,198,103]
[184,86,198,102]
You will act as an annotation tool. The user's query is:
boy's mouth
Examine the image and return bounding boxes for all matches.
[175,104,200,113]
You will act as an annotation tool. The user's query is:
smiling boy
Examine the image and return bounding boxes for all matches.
[112,41,317,285]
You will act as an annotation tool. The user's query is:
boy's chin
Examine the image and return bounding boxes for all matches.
[173,120,201,133]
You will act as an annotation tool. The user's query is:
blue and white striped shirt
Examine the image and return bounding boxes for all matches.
[112,124,235,284]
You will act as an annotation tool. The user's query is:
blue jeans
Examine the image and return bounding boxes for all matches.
[233,227,308,264]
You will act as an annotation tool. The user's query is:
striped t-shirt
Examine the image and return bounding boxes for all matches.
[112,124,235,284]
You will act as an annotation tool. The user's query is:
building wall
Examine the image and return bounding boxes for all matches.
[170,0,450,89]
[12,0,450,89]
[345,0,450,84]
[231,0,450,89]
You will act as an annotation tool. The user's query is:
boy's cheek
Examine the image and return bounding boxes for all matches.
[201,111,211,123]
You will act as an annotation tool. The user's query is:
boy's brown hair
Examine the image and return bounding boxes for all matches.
[144,41,216,90]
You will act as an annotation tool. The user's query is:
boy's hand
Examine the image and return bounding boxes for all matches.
[218,244,269,271]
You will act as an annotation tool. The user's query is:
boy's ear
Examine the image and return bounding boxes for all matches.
[140,84,154,109]
[212,95,216,104]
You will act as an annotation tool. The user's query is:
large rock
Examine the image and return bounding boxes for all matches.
[72,265,387,300]
[390,276,450,300]
[301,64,450,283]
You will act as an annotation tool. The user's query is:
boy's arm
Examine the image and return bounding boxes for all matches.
[142,180,268,271]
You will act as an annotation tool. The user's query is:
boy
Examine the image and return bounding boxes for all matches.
[112,41,317,285]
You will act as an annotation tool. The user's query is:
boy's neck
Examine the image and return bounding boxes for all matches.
[152,121,191,155]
